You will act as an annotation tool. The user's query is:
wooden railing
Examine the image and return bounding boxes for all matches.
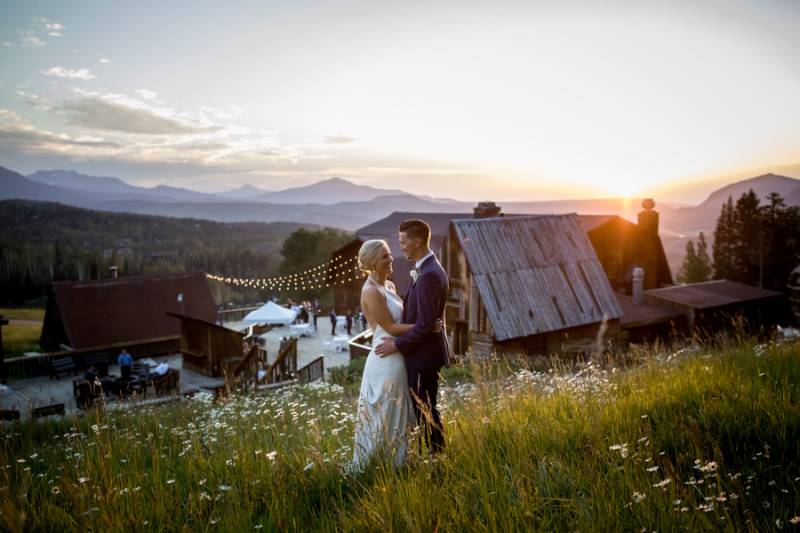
[297,356,324,384]
[225,345,264,393]
[348,329,373,360]
[263,338,297,384]
[3,336,180,379]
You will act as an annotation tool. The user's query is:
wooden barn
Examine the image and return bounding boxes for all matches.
[579,199,672,292]
[39,271,218,355]
[331,201,673,317]
[445,214,624,357]
[644,280,787,334]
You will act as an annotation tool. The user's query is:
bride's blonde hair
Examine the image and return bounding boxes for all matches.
[358,239,388,275]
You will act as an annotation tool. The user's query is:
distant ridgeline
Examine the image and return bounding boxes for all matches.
[0,200,312,305]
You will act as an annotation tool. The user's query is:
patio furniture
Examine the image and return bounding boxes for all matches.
[289,323,313,338]
[49,356,77,380]
[81,353,111,377]
[151,368,180,396]
[332,336,349,351]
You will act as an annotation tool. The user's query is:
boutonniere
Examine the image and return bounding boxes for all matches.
[410,269,419,283]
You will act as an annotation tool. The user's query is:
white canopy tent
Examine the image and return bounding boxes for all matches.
[242,301,297,325]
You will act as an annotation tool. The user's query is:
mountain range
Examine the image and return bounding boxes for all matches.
[3,164,800,276]
[3,165,800,234]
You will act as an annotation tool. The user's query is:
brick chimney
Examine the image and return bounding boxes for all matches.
[473,201,502,219]
[637,198,659,235]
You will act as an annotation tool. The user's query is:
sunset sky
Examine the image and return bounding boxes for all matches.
[1,0,798,202]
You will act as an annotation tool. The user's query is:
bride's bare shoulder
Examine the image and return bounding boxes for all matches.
[360,280,381,298]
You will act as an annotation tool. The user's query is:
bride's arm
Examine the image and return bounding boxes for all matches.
[364,285,441,337]
[361,285,412,337]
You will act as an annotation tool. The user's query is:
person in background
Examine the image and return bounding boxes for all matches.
[329,309,337,336]
[117,348,133,380]
[346,310,353,336]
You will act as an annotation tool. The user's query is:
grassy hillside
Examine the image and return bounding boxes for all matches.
[0,339,798,531]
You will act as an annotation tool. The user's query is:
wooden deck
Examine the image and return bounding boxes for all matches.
[1,322,355,421]
[0,355,225,420]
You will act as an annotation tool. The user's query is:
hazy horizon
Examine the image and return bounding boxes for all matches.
[2,0,799,203]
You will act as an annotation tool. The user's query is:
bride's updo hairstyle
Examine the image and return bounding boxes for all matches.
[358,239,387,275]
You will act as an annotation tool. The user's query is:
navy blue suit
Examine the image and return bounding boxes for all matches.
[395,254,450,452]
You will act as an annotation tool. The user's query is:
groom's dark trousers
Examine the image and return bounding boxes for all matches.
[395,254,450,454]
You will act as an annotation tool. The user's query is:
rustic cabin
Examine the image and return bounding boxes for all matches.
[644,280,787,334]
[331,200,673,317]
[445,214,624,357]
[579,199,673,292]
[39,271,217,355]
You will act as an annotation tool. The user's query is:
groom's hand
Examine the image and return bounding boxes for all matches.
[375,338,396,357]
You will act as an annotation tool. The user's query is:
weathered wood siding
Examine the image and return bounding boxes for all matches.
[452,215,623,342]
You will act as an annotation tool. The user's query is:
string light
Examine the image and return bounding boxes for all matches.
[205,255,365,292]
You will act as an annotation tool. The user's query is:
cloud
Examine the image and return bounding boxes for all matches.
[0,109,120,150]
[20,35,46,48]
[42,66,95,80]
[99,57,111,64]
[57,97,221,135]
[136,89,158,100]
[324,135,356,144]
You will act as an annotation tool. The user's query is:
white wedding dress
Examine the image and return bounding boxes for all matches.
[351,283,413,471]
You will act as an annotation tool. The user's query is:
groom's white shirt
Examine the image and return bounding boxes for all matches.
[415,251,434,270]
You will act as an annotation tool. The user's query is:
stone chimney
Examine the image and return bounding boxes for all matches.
[637,198,659,235]
[632,267,644,304]
[109,266,118,279]
[473,201,502,219]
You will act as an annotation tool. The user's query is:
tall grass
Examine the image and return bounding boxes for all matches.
[0,309,45,322]
[2,323,41,356]
[1,339,798,531]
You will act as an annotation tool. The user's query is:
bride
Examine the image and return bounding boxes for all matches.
[351,239,439,470]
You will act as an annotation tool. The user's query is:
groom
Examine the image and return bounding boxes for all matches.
[376,219,449,453]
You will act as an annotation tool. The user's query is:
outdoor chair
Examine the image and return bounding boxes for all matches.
[151,368,180,396]
[49,356,77,380]
[81,353,111,377]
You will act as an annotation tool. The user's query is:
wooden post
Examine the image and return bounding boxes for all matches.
[0,316,8,383]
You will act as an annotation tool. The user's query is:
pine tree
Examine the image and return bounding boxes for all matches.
[732,190,762,286]
[712,196,736,279]
[678,240,698,283]
[679,232,712,283]
[695,232,712,282]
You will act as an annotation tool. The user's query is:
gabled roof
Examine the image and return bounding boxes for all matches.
[615,292,683,327]
[577,214,631,232]
[355,211,474,239]
[452,214,623,341]
[645,279,782,310]
[44,271,217,350]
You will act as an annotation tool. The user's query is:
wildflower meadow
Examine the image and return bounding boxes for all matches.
[1,338,798,531]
